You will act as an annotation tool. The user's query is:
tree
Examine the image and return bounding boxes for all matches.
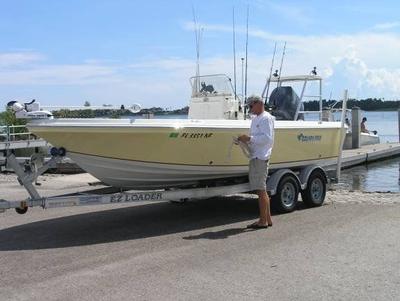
[0,107,27,126]
[84,101,91,107]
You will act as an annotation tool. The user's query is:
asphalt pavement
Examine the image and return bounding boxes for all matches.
[1,188,400,301]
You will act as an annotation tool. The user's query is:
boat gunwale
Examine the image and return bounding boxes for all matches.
[27,119,345,130]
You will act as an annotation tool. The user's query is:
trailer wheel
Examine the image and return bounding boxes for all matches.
[170,198,188,204]
[272,175,299,213]
[58,147,66,157]
[301,170,326,207]
[15,206,28,214]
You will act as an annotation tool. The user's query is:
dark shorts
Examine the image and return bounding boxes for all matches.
[249,158,269,191]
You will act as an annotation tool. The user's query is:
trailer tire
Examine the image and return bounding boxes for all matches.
[271,175,299,213]
[58,147,66,157]
[15,206,28,214]
[301,170,326,207]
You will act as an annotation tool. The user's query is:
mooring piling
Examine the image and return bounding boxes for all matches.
[351,107,361,149]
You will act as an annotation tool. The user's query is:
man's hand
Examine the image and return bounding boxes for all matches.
[238,134,251,143]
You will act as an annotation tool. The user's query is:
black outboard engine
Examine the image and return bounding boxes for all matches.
[268,86,304,120]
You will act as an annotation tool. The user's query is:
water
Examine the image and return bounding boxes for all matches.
[335,111,399,192]
[330,111,399,143]
[337,157,400,192]
[304,111,399,143]
[357,111,399,143]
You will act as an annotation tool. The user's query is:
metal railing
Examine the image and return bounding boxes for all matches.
[0,125,36,142]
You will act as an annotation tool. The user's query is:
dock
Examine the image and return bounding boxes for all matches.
[340,142,400,169]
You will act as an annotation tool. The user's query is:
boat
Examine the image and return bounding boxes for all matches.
[20,73,346,189]
[321,103,380,149]
[343,132,380,149]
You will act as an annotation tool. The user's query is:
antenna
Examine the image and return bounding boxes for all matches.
[192,6,202,94]
[261,42,277,104]
[241,57,245,98]
[276,41,286,87]
[232,7,237,100]
[244,5,249,115]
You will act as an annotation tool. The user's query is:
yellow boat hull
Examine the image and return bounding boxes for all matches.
[28,119,344,188]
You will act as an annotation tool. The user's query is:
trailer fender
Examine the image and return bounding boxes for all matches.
[267,169,300,196]
[298,165,327,190]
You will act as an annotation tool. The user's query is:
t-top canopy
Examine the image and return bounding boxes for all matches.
[268,75,322,82]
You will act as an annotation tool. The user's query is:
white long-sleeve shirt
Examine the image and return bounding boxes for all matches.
[249,111,275,160]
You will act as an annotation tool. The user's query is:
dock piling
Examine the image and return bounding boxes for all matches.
[336,89,348,181]
[351,107,361,149]
[398,109,400,142]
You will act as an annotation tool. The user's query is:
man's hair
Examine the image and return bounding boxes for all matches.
[362,117,367,122]
[246,95,263,105]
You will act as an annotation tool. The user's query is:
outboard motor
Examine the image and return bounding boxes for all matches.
[268,86,304,120]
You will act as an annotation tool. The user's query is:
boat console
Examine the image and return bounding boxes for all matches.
[188,74,244,120]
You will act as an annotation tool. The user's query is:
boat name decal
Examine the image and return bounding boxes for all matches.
[169,132,213,139]
[297,133,322,142]
[110,192,163,203]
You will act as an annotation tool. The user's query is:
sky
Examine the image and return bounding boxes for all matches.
[1,0,400,110]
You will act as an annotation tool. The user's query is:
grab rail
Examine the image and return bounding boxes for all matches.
[0,125,35,142]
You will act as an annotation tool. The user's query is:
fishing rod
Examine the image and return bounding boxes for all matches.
[241,57,244,99]
[232,7,237,100]
[276,41,286,88]
[261,42,277,104]
[192,6,202,93]
[244,5,249,118]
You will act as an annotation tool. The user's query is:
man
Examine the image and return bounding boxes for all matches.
[238,95,275,229]
[361,117,369,133]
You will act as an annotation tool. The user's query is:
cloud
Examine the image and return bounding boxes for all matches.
[2,21,400,109]
[0,52,44,67]
[0,63,119,85]
[373,21,400,30]
[326,48,400,99]
[183,21,400,99]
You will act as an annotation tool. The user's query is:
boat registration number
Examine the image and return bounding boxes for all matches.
[169,132,213,139]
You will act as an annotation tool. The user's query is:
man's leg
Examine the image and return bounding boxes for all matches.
[257,190,273,226]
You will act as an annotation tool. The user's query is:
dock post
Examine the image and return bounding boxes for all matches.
[336,89,348,181]
[398,109,400,142]
[351,107,361,149]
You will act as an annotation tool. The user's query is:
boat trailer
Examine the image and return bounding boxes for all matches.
[0,147,329,215]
